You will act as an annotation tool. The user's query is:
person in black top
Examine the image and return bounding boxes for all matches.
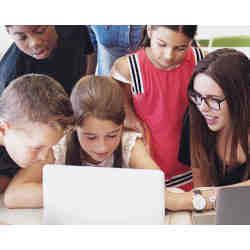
[0,25,96,95]
[0,74,74,208]
[179,48,250,188]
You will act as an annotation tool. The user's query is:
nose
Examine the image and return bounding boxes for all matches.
[164,47,174,60]
[96,138,108,153]
[28,35,43,49]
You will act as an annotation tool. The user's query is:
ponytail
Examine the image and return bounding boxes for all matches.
[136,25,150,50]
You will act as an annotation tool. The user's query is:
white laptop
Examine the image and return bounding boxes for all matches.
[43,165,165,225]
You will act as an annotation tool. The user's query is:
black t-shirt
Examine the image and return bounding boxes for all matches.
[0,146,20,177]
[214,154,247,186]
[0,25,94,95]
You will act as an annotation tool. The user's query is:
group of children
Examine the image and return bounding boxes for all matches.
[0,25,249,214]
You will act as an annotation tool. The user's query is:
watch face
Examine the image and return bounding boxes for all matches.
[193,194,206,210]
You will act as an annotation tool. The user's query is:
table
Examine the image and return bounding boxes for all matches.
[0,194,43,225]
[0,194,193,225]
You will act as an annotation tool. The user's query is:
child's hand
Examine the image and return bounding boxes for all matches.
[124,110,145,134]
[34,148,55,168]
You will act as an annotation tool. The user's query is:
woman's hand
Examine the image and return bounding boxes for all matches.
[200,187,217,210]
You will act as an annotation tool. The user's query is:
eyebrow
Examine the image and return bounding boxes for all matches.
[192,89,225,99]
[12,26,42,35]
[158,39,189,48]
[83,128,121,136]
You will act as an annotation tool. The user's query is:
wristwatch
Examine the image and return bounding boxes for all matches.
[192,189,206,212]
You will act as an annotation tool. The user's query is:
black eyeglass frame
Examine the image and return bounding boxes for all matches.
[188,89,227,111]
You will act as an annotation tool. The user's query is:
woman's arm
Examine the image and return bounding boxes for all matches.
[129,138,215,211]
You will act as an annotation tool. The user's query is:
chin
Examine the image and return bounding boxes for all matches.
[207,124,221,133]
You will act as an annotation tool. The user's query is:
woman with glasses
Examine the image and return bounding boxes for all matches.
[177,48,250,212]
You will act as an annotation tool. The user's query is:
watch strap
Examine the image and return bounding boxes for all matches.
[193,189,202,195]
[192,189,206,212]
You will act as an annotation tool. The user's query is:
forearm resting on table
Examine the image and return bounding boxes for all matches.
[165,190,193,211]
[165,188,215,211]
[4,181,43,208]
[3,149,54,208]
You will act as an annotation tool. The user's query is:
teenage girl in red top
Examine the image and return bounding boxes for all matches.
[111,25,205,191]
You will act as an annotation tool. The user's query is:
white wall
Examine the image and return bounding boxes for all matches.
[197,25,250,39]
[0,26,12,57]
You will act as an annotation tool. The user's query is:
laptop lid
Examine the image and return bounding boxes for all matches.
[216,186,250,225]
[43,165,165,225]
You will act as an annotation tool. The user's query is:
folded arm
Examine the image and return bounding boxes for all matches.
[3,149,54,208]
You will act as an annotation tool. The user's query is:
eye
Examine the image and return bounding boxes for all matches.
[210,97,223,104]
[107,134,118,139]
[35,26,47,34]
[17,35,27,41]
[86,136,97,141]
[158,43,165,47]
[31,146,42,152]
[190,91,200,100]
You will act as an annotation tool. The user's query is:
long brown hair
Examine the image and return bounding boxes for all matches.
[188,48,250,185]
[136,25,197,49]
[66,75,125,167]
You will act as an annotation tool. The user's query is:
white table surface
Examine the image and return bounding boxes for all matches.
[0,194,193,225]
[0,194,43,225]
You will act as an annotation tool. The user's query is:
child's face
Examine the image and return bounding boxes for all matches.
[193,73,230,134]
[76,116,123,164]
[147,26,192,70]
[1,121,64,168]
[7,25,58,60]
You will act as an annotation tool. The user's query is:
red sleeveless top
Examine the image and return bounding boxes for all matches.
[128,46,204,191]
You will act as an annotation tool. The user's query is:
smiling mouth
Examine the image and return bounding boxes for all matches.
[96,152,108,155]
[33,48,48,57]
[203,115,217,125]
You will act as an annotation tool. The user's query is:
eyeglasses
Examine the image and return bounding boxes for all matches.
[188,90,226,111]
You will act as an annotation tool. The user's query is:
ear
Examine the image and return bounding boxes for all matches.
[5,26,10,34]
[0,119,10,136]
[147,25,152,39]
